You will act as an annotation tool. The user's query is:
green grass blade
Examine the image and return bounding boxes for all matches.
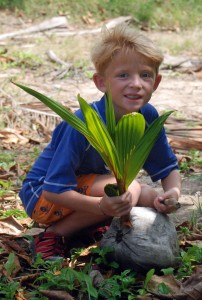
[125,111,174,188]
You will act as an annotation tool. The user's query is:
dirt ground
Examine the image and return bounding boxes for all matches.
[0,12,201,225]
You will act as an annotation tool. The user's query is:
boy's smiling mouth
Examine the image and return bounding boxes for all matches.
[125,94,142,100]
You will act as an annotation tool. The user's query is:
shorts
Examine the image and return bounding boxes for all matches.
[31,173,97,225]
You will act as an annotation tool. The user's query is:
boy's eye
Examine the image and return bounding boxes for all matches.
[119,73,129,78]
[141,72,153,79]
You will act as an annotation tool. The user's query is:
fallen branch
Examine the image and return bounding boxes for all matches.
[43,16,133,37]
[46,50,72,68]
[0,16,133,41]
[168,136,202,151]
[0,16,68,41]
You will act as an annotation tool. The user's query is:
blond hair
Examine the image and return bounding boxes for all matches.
[91,24,163,75]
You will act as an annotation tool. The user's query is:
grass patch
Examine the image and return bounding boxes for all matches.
[179,150,202,174]
[0,50,42,70]
[155,29,202,56]
[0,0,24,10]
[0,0,201,30]
[0,207,27,219]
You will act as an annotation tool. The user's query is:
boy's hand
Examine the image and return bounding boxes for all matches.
[100,191,133,217]
[154,196,181,214]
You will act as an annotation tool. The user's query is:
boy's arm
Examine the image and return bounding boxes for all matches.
[42,189,133,217]
[161,169,181,199]
[154,169,181,213]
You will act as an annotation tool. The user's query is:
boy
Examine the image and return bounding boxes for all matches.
[19,25,181,260]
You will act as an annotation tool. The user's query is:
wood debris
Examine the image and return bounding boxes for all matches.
[0,16,68,41]
[0,16,133,41]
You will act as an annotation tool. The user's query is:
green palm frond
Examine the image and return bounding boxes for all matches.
[115,113,145,185]
[13,82,89,137]
[12,81,173,195]
[105,91,116,140]
[13,82,121,179]
[78,95,121,177]
[125,110,173,189]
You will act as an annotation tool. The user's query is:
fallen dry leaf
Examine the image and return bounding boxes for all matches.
[0,128,29,145]
[0,172,15,180]
[0,55,15,63]
[0,216,24,235]
[148,266,202,300]
[15,290,27,300]
[180,266,202,299]
[148,274,181,296]
[40,289,75,300]
[19,273,40,286]
[186,233,202,241]
[3,237,29,254]
[186,240,202,247]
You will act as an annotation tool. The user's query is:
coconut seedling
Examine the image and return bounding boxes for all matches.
[13,82,173,225]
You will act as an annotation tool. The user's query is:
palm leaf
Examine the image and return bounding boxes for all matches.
[105,91,116,140]
[13,81,173,196]
[12,82,121,179]
[115,113,145,187]
[12,82,89,137]
[125,110,174,188]
[78,95,121,178]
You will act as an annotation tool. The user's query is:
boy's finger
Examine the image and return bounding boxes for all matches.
[154,198,167,212]
[159,198,181,209]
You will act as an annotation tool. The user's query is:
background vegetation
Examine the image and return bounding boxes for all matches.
[0,0,201,30]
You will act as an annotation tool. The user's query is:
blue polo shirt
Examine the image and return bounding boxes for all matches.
[19,96,178,217]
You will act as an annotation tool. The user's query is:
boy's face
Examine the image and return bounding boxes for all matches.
[93,50,161,120]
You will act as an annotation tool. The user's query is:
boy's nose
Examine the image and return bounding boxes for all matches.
[129,75,142,89]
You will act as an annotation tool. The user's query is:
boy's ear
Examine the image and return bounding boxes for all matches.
[153,74,162,92]
[93,73,107,93]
